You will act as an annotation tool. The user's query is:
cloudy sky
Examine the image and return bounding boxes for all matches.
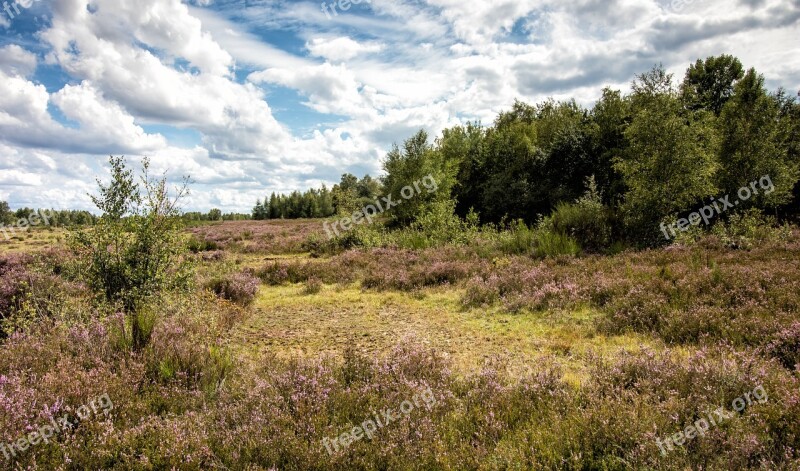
[0,0,798,213]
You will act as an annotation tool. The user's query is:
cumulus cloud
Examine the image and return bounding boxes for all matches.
[0,45,37,76]
[0,0,798,212]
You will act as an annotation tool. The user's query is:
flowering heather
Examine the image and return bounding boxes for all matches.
[257,246,488,291]
[188,220,323,254]
[205,271,260,306]
[2,221,800,468]
[0,254,31,322]
[5,324,800,469]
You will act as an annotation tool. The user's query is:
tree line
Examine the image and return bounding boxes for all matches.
[252,175,381,220]
[0,203,250,227]
[0,203,97,227]
[254,55,800,247]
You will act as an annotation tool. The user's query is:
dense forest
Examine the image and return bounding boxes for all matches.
[255,55,800,248]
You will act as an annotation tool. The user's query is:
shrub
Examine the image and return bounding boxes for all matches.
[188,236,221,253]
[406,199,477,247]
[257,261,312,285]
[711,208,790,249]
[0,255,32,337]
[302,232,338,257]
[206,271,260,306]
[69,156,193,349]
[0,254,82,338]
[493,219,536,255]
[146,316,233,395]
[542,177,614,252]
[333,223,385,250]
[532,230,581,258]
[462,275,501,307]
[303,277,323,295]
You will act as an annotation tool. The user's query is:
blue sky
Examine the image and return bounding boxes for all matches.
[0,0,799,212]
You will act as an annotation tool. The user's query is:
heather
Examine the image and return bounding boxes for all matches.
[2,314,800,469]
[254,229,800,356]
[188,219,323,255]
[3,158,800,470]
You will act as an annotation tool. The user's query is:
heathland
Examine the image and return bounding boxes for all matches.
[1,55,800,469]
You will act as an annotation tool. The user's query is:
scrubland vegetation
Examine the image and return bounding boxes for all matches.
[1,56,800,470]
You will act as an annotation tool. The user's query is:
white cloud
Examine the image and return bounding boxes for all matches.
[0,0,798,212]
[307,37,384,62]
[0,45,37,76]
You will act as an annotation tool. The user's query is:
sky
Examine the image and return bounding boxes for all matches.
[0,0,799,213]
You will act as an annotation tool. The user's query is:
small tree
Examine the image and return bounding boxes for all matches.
[0,201,12,225]
[717,69,798,209]
[70,156,192,349]
[332,174,361,216]
[616,70,719,245]
[382,130,457,226]
[208,208,223,221]
[680,55,744,115]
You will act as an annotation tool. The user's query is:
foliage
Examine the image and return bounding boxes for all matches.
[382,130,457,227]
[255,185,336,220]
[182,209,247,222]
[69,156,192,349]
[680,54,744,115]
[531,229,581,259]
[0,201,13,225]
[616,68,719,245]
[239,56,800,248]
[205,271,260,306]
[716,69,799,209]
[492,219,537,255]
[542,176,614,252]
[710,208,791,250]
[252,174,381,220]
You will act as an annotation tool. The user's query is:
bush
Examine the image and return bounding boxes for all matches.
[0,254,83,338]
[493,219,536,255]
[303,277,323,295]
[405,200,477,247]
[69,156,193,349]
[146,316,233,395]
[462,275,501,307]
[532,230,581,258]
[542,177,614,252]
[256,261,312,285]
[188,236,221,253]
[205,271,260,306]
[711,208,790,249]
[0,255,33,337]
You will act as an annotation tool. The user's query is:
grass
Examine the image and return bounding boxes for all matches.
[229,282,658,383]
[0,227,66,254]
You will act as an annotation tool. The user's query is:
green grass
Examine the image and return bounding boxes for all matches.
[229,282,659,383]
[0,227,66,254]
